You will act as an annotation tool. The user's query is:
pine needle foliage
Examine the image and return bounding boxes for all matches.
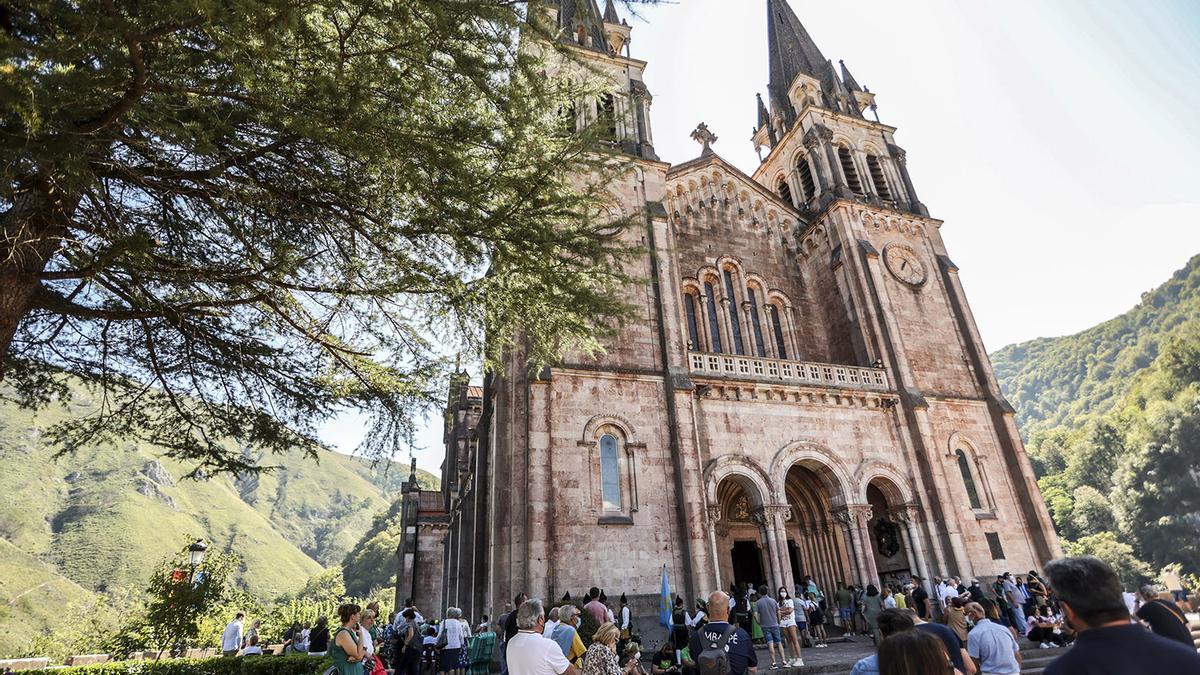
[1,0,649,474]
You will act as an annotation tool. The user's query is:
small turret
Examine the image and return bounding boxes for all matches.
[752,93,775,160]
[840,59,876,115]
[602,0,631,55]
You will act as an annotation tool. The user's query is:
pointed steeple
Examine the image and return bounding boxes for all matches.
[839,59,862,93]
[556,0,610,53]
[602,0,620,24]
[767,0,830,116]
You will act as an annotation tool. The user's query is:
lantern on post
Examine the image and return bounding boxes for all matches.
[188,539,208,568]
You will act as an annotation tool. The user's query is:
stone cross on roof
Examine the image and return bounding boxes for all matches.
[690,122,718,156]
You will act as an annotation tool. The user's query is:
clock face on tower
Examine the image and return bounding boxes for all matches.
[883,243,927,287]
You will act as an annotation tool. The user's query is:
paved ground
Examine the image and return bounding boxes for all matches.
[665,612,1200,674]
[746,633,1072,674]
[748,635,874,672]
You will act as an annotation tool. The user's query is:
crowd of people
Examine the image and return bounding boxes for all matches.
[211,556,1198,675]
[839,557,1200,674]
[216,598,493,675]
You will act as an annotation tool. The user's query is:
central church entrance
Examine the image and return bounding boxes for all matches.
[730,540,766,589]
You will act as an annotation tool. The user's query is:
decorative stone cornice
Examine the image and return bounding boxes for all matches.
[691,381,895,409]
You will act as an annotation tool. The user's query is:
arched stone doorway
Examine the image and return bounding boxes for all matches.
[714,475,770,592]
[865,479,913,588]
[782,463,853,599]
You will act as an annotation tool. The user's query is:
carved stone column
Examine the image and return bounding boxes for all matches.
[740,301,761,357]
[890,503,929,586]
[803,127,834,198]
[850,504,880,584]
[832,508,865,584]
[762,303,779,358]
[750,509,780,589]
[765,505,795,592]
[707,505,726,591]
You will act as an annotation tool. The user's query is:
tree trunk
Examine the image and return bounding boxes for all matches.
[0,186,72,369]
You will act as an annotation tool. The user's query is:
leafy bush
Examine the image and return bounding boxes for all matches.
[54,655,332,675]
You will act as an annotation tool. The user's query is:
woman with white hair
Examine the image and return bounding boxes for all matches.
[438,607,468,675]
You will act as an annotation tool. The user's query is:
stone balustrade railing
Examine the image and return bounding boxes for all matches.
[688,352,889,391]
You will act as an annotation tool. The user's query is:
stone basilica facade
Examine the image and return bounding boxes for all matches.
[395,0,1061,622]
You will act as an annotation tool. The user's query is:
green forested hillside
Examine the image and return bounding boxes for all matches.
[0,377,438,656]
[992,254,1200,579]
[992,254,1200,438]
[342,498,407,597]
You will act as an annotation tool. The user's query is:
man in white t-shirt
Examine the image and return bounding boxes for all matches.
[506,599,581,675]
[221,612,245,656]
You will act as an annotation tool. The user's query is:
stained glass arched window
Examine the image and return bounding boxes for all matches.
[600,434,621,511]
[956,449,982,509]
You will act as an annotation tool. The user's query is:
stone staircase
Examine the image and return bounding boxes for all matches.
[1019,645,1070,675]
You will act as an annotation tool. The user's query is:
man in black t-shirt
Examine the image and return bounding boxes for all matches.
[499,593,527,675]
[1042,556,1200,675]
[906,609,969,674]
[1135,585,1194,647]
[911,576,931,619]
[689,591,757,675]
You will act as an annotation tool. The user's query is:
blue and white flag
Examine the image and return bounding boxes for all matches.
[659,564,672,627]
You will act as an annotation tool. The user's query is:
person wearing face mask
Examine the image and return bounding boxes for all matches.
[776,586,804,668]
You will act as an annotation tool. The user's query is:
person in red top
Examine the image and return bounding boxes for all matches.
[585,587,608,626]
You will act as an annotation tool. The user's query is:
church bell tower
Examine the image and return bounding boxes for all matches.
[751,0,1060,572]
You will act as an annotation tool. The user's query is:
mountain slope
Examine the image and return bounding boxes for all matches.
[991,253,1200,437]
[0,537,103,658]
[0,377,439,600]
[991,253,1200,578]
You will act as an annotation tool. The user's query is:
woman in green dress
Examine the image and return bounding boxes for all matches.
[333,603,367,675]
[861,585,884,644]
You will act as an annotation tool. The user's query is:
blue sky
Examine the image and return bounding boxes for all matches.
[321,0,1200,474]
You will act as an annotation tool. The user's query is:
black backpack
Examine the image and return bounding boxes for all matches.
[696,624,736,675]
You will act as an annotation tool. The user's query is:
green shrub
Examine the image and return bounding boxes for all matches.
[53,655,332,675]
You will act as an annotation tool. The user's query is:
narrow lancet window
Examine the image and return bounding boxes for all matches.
[838,146,863,195]
[867,155,891,200]
[600,434,621,510]
[797,156,815,202]
[723,270,745,355]
[956,449,983,509]
[777,178,793,206]
[748,288,767,357]
[684,292,701,351]
[704,282,723,353]
[769,304,787,359]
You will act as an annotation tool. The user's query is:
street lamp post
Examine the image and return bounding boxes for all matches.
[188,539,208,568]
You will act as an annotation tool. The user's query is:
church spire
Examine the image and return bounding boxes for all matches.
[839,59,862,93]
[767,0,830,108]
[553,0,611,53]
[602,0,620,24]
